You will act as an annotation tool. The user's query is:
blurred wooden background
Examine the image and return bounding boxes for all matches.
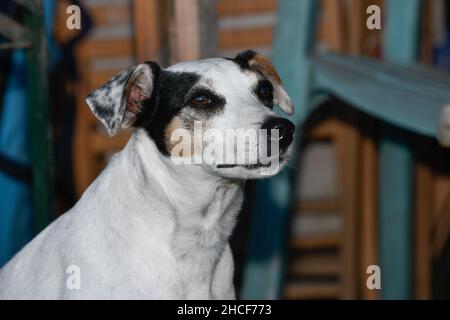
[52,0,450,300]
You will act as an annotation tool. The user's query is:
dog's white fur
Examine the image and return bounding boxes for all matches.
[0,57,293,299]
[0,130,240,299]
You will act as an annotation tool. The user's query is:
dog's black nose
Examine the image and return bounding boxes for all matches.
[262,117,295,153]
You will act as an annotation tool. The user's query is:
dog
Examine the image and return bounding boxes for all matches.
[0,50,295,299]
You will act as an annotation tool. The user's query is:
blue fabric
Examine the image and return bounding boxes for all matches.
[0,50,32,267]
[0,0,57,267]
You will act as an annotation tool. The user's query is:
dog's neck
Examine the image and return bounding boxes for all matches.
[118,129,244,255]
[132,129,242,211]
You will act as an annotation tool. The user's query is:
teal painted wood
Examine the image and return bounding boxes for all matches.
[24,1,52,233]
[271,0,318,125]
[379,126,413,299]
[313,52,450,138]
[241,0,318,299]
[384,0,421,65]
[378,0,421,300]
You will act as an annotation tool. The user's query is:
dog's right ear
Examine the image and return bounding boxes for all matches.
[85,62,160,136]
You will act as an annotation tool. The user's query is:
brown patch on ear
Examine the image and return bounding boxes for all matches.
[248,54,282,84]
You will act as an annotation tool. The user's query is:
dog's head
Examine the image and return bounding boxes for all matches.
[86,50,295,179]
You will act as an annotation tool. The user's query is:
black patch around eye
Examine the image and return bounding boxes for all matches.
[133,66,201,155]
[255,79,274,108]
[185,89,226,114]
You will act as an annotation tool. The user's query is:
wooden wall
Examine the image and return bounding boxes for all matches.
[217,0,278,57]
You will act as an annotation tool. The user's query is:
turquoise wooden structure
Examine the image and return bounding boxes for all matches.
[242,0,450,299]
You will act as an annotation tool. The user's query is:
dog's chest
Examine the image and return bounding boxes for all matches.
[170,189,242,299]
[175,244,224,299]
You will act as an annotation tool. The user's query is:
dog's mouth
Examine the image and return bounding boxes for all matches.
[217,163,270,169]
[216,157,285,170]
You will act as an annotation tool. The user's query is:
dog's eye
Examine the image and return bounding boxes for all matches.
[190,94,212,107]
[258,80,273,99]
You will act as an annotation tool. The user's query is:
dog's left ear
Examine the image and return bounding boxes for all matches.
[85,62,159,136]
[235,50,294,115]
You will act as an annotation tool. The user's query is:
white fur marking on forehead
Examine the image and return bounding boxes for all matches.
[167,58,256,90]
[166,59,247,83]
